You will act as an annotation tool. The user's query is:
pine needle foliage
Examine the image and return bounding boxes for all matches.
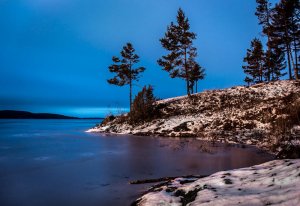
[107,43,145,111]
[158,8,205,95]
[129,85,158,124]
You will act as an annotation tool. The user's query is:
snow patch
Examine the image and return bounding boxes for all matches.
[136,159,300,206]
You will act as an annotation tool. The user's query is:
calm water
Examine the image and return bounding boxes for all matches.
[0,119,274,206]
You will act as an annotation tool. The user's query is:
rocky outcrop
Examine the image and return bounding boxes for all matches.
[88,80,300,152]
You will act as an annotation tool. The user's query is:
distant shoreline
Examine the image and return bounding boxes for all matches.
[0,110,104,120]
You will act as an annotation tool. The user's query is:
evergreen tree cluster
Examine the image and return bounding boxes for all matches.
[129,85,158,124]
[243,0,299,85]
[158,8,205,95]
[107,8,206,116]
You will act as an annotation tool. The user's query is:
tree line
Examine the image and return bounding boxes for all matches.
[107,8,205,112]
[243,0,299,85]
[106,0,299,115]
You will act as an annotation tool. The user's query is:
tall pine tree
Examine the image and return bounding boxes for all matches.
[107,43,145,111]
[158,8,204,95]
[270,0,299,80]
[243,38,265,85]
[255,0,273,81]
[265,46,287,81]
[187,47,205,94]
[290,0,300,79]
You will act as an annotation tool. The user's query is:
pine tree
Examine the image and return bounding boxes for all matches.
[158,8,202,95]
[129,85,157,124]
[243,38,265,85]
[107,43,145,111]
[189,63,205,94]
[270,0,299,80]
[290,0,300,79]
[265,46,287,81]
[186,47,205,94]
[255,0,273,81]
[244,76,253,86]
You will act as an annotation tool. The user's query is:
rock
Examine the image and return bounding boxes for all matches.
[89,80,300,153]
[173,122,191,132]
[276,145,300,159]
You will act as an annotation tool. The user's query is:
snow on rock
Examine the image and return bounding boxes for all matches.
[135,159,300,206]
[88,80,300,152]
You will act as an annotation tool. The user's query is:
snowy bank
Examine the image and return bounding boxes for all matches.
[134,159,300,206]
[88,80,300,153]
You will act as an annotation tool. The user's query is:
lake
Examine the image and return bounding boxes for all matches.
[0,119,274,206]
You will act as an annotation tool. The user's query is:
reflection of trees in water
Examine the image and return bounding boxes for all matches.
[171,140,187,151]
[196,144,214,154]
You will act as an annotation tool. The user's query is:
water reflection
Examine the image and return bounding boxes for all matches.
[0,120,274,206]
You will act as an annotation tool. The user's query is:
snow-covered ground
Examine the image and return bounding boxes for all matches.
[88,80,300,153]
[136,159,300,206]
[88,81,300,205]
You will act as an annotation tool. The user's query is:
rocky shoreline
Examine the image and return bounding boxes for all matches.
[88,80,300,154]
[88,80,300,205]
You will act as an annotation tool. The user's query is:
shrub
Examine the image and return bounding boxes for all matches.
[101,115,115,126]
[129,85,158,124]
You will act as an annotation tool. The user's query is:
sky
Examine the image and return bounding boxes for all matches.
[0,0,278,117]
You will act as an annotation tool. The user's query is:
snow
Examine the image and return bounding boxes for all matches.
[138,191,181,206]
[86,126,109,133]
[136,159,300,206]
[86,80,300,204]
[88,80,300,152]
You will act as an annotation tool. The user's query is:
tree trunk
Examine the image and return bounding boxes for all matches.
[259,61,263,82]
[129,62,132,112]
[184,47,190,96]
[286,43,293,80]
[266,8,271,82]
[293,39,299,80]
[292,17,299,80]
[283,23,294,80]
[192,82,194,94]
[129,80,132,112]
[266,37,271,82]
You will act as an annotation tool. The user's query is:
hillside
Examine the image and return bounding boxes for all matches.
[0,110,78,119]
[88,80,300,153]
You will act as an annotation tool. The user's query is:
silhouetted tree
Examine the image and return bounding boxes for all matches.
[244,76,253,86]
[256,0,273,32]
[290,0,300,79]
[129,85,158,124]
[270,0,299,79]
[243,38,265,84]
[107,43,145,111]
[158,8,203,95]
[266,46,287,81]
[255,0,273,81]
[186,47,205,94]
[189,63,205,94]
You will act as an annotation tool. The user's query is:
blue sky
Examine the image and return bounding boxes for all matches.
[0,0,278,117]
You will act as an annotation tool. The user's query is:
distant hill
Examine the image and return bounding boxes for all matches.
[0,110,79,119]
